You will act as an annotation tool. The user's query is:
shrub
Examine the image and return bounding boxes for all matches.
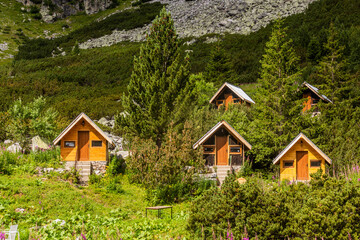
[107,155,125,176]
[188,172,360,239]
[6,96,58,149]
[147,178,215,205]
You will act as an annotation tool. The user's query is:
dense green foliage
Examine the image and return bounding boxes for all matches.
[0,0,358,125]
[15,2,164,60]
[188,172,360,239]
[6,97,58,148]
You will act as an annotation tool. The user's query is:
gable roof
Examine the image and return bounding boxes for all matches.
[193,120,252,150]
[273,133,332,165]
[53,112,114,146]
[209,82,255,105]
[303,82,333,103]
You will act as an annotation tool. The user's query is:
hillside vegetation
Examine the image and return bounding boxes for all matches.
[0,0,134,62]
[0,0,358,122]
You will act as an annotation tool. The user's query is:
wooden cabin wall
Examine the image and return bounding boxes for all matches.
[60,118,107,161]
[302,90,321,112]
[202,130,244,166]
[279,140,325,181]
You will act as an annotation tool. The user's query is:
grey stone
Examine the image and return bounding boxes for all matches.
[31,136,50,151]
[98,117,108,125]
[7,143,22,153]
[4,139,13,145]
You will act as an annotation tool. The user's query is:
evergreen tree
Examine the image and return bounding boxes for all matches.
[317,23,349,103]
[204,41,234,87]
[250,19,302,166]
[116,8,193,147]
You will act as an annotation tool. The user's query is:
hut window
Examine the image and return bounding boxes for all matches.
[64,141,75,148]
[92,141,103,147]
[233,99,240,103]
[283,160,294,168]
[229,135,238,145]
[230,147,241,153]
[204,147,214,153]
[312,99,319,104]
[204,136,215,145]
[310,160,321,167]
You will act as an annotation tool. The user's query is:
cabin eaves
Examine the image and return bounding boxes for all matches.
[303,82,333,103]
[209,82,255,105]
[272,133,332,165]
[53,112,114,146]
[193,120,252,150]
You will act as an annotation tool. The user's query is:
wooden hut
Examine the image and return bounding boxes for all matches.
[302,82,332,113]
[209,82,255,110]
[273,133,332,181]
[53,113,114,162]
[193,120,252,166]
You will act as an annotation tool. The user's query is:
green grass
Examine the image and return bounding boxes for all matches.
[0,173,193,239]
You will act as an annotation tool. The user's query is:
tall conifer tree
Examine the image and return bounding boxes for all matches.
[317,23,349,103]
[116,8,193,147]
[250,19,302,166]
[204,41,234,87]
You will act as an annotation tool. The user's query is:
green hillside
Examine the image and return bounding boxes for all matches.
[0,0,359,121]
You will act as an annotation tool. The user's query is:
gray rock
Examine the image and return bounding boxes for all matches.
[4,139,13,145]
[98,117,108,126]
[7,143,22,153]
[31,136,50,151]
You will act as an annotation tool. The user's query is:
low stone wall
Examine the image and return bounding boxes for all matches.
[91,161,107,175]
[63,161,107,175]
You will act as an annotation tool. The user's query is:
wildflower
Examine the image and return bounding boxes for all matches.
[0,232,6,240]
[357,178,360,182]
[243,238,249,240]
[39,201,41,205]
[81,233,86,240]
[272,175,275,180]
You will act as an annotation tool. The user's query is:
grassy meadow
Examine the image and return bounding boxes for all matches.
[0,149,193,240]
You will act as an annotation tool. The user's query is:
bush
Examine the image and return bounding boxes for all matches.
[0,151,20,174]
[147,178,215,205]
[107,155,125,176]
[188,172,360,239]
[106,176,124,194]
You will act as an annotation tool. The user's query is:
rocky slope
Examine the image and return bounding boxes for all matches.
[80,0,317,49]
[17,0,114,22]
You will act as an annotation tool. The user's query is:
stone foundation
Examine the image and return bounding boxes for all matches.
[63,161,107,175]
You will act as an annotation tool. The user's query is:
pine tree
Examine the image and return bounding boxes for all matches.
[317,23,349,103]
[250,19,302,166]
[116,8,193,147]
[204,41,234,87]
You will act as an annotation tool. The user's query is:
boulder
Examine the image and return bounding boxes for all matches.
[98,117,108,126]
[4,139,13,145]
[7,143,22,153]
[31,136,50,151]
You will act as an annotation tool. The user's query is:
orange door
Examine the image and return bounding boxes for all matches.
[296,151,308,180]
[225,94,233,110]
[302,94,312,112]
[78,131,89,161]
[216,136,228,165]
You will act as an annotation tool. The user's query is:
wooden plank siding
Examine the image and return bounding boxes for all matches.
[60,117,108,161]
[279,140,325,181]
